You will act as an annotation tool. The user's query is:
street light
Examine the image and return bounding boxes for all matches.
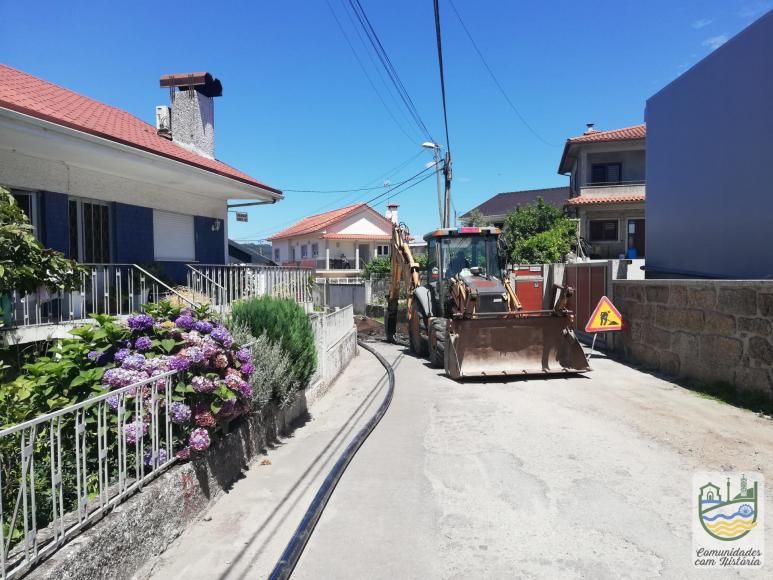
[422,142,443,225]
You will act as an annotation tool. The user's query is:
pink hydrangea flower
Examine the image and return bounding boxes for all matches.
[189,428,211,452]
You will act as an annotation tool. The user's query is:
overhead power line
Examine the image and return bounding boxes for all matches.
[239,162,439,241]
[324,0,420,144]
[433,0,452,154]
[345,0,436,143]
[447,0,556,147]
[282,149,425,193]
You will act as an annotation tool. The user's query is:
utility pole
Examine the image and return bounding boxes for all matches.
[443,150,452,228]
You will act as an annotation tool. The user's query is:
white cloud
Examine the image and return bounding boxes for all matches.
[692,18,714,29]
[738,2,772,18]
[703,34,729,50]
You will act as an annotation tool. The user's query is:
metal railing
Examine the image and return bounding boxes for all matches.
[186,265,314,312]
[0,370,179,579]
[2,264,196,331]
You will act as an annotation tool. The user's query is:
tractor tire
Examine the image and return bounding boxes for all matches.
[408,300,429,356]
[429,318,448,368]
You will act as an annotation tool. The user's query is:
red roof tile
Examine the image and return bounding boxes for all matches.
[566,194,645,206]
[0,64,280,194]
[568,123,646,143]
[268,204,367,240]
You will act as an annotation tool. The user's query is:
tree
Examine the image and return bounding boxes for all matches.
[501,197,576,264]
[362,253,428,278]
[463,209,490,227]
[0,187,84,323]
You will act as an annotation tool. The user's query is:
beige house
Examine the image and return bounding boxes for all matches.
[268,203,397,277]
[559,123,646,259]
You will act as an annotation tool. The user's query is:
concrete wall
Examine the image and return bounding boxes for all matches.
[645,11,773,278]
[612,280,773,400]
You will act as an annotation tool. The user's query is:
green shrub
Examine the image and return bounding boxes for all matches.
[228,322,298,407]
[230,296,316,386]
[364,256,391,277]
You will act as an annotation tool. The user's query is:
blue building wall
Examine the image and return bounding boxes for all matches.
[40,191,69,255]
[113,203,154,263]
[194,216,225,264]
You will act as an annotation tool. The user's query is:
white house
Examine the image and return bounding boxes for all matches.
[269,203,397,276]
[0,65,282,283]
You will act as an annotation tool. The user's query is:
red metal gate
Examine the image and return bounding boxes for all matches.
[564,262,611,345]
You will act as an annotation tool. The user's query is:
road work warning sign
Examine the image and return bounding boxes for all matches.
[585,296,623,333]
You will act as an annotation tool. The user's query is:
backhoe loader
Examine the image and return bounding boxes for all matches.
[384,222,590,379]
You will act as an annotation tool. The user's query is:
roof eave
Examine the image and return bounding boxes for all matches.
[0,104,283,201]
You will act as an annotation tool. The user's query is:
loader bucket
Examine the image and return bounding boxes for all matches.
[445,315,590,379]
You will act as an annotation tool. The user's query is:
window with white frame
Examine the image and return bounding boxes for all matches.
[311,243,319,257]
[69,197,112,262]
[11,190,39,239]
[376,244,390,256]
[153,210,195,261]
[274,248,280,261]
[301,244,308,259]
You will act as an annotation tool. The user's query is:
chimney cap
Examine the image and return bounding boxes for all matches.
[386,203,399,208]
[584,122,597,134]
[160,72,222,97]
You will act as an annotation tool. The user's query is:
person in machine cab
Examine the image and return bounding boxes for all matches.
[446,250,469,278]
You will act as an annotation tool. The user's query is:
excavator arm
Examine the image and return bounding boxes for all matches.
[385,222,421,342]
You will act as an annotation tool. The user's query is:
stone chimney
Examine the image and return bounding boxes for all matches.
[159,72,222,159]
[386,203,399,224]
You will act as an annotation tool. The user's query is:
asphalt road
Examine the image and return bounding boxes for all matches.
[145,342,773,579]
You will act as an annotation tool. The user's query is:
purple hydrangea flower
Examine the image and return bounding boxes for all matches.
[106,394,120,410]
[211,326,233,348]
[224,369,242,388]
[240,362,254,376]
[169,402,192,424]
[191,376,216,393]
[127,314,154,331]
[134,336,153,352]
[124,420,148,444]
[237,381,253,400]
[114,348,130,363]
[175,314,195,331]
[144,356,170,374]
[194,320,213,334]
[169,356,190,372]
[87,350,110,365]
[143,448,168,467]
[216,398,238,419]
[182,347,205,365]
[103,368,146,389]
[235,348,251,363]
[189,428,211,452]
[121,353,147,371]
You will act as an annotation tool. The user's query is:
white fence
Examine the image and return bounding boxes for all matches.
[308,305,356,389]
[186,265,314,315]
[1,264,195,331]
[0,369,181,579]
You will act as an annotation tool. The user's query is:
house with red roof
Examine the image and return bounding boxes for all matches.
[0,64,282,281]
[558,123,646,259]
[269,203,397,276]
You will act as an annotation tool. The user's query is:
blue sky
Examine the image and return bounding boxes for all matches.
[1,0,769,240]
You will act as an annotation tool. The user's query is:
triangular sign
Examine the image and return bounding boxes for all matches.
[585,295,624,333]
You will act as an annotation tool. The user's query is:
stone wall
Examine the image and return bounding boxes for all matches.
[612,280,773,399]
[29,395,308,580]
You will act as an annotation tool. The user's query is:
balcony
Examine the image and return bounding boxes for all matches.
[578,180,645,198]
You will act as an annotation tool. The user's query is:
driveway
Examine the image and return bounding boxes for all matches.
[145,342,773,579]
